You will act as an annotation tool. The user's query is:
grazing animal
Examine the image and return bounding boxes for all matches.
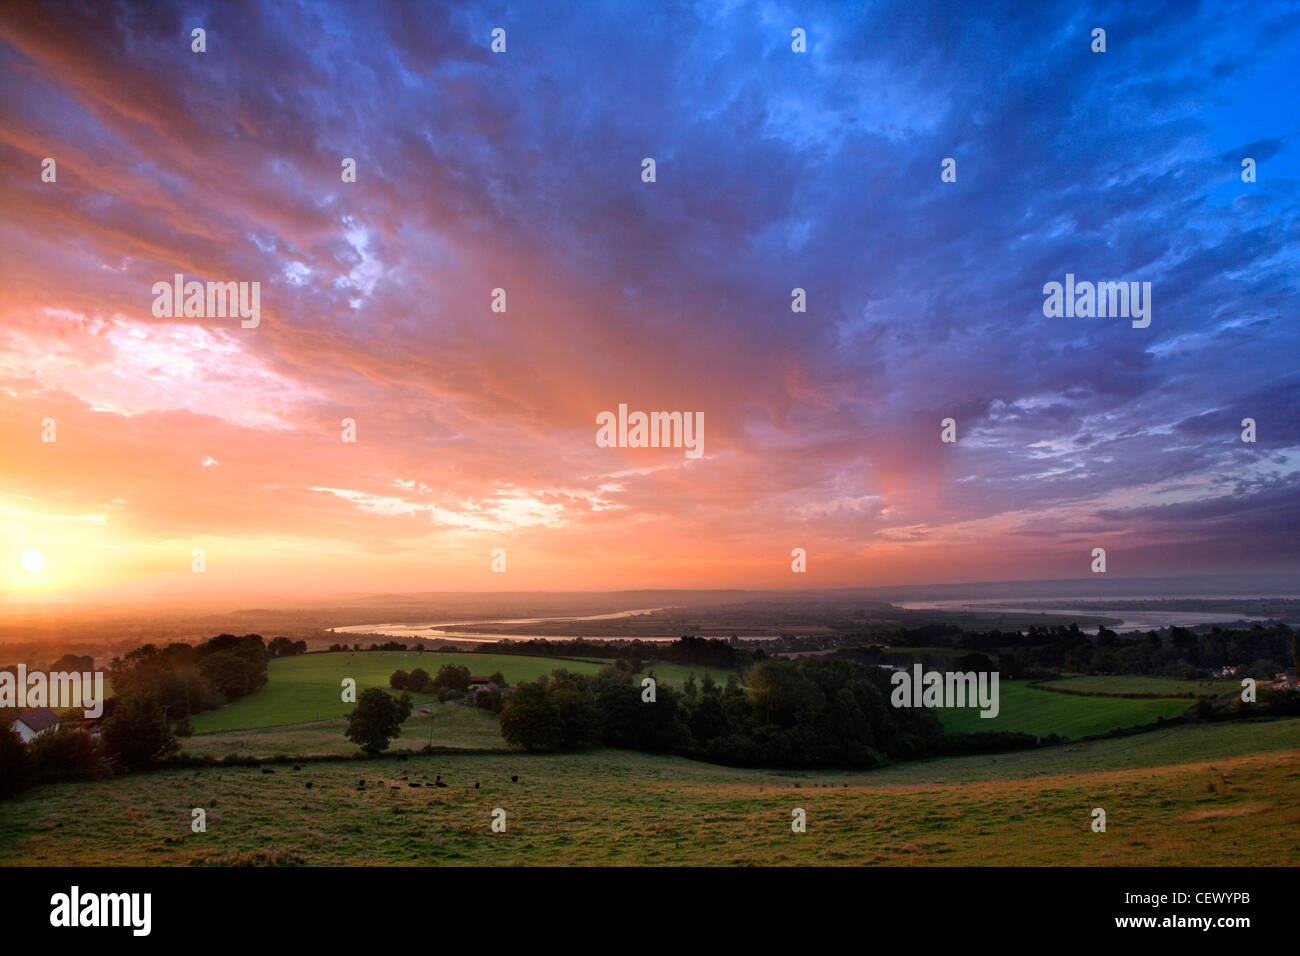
[261,768,276,775]
[511,775,518,783]
[390,785,400,791]
[473,781,480,789]
[305,781,313,789]
[409,782,422,788]
[435,775,448,788]
[356,780,366,790]
[293,765,302,771]
[401,775,408,780]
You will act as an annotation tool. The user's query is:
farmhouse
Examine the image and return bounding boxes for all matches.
[8,706,60,742]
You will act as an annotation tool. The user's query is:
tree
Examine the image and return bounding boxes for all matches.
[433,664,471,691]
[682,672,697,699]
[407,668,432,693]
[546,670,600,749]
[0,726,27,797]
[198,650,261,701]
[100,693,179,769]
[499,681,562,752]
[389,669,410,690]
[345,688,412,753]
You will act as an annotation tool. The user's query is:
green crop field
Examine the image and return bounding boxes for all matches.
[189,651,609,733]
[1036,676,1239,697]
[3,718,1296,866]
[935,680,1190,738]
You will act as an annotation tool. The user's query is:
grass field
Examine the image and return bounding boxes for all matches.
[633,662,738,688]
[189,651,609,733]
[181,703,506,758]
[936,680,1191,738]
[1036,676,1239,697]
[3,718,1296,866]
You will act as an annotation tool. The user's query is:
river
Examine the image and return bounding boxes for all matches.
[893,598,1275,633]
[327,607,678,643]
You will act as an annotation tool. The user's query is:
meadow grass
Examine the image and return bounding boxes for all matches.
[181,702,505,758]
[1036,675,1239,697]
[190,651,607,733]
[633,662,738,688]
[3,717,1295,866]
[936,680,1190,737]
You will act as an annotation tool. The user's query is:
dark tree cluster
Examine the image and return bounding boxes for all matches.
[109,633,270,724]
[848,623,1296,683]
[267,637,309,657]
[498,658,1014,768]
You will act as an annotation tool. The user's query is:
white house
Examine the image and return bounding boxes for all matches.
[9,707,60,742]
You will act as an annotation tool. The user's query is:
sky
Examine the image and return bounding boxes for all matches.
[1,0,1298,604]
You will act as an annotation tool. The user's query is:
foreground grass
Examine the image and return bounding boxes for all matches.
[2,718,1296,866]
[936,680,1190,737]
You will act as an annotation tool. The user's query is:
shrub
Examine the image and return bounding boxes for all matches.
[100,693,179,769]
[0,727,28,797]
[27,726,107,783]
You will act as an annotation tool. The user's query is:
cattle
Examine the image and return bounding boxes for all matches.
[511,775,518,783]
[305,781,313,789]
[261,767,276,774]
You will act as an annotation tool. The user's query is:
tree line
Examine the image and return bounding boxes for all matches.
[849,623,1299,682]
[1,633,275,797]
[497,657,1033,768]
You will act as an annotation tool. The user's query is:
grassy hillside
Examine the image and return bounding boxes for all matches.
[189,651,608,733]
[3,718,1296,866]
[935,680,1190,738]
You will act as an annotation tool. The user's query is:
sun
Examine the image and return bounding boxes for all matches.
[21,550,45,574]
